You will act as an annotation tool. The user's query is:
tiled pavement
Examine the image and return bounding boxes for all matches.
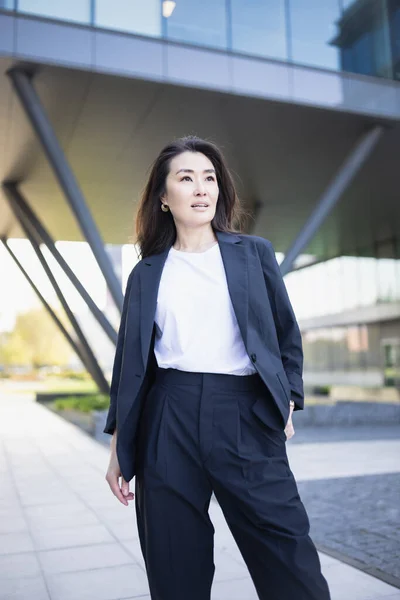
[1,390,400,600]
[297,472,400,586]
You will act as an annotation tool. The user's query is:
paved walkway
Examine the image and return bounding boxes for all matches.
[1,391,400,600]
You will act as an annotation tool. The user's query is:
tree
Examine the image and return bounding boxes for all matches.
[0,307,73,368]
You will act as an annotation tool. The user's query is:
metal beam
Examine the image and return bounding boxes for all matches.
[6,67,123,314]
[3,191,110,394]
[2,182,118,345]
[279,125,385,276]
[1,237,87,367]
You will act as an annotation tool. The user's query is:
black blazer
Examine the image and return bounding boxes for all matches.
[104,230,304,482]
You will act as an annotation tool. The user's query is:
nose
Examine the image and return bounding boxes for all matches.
[194,184,207,196]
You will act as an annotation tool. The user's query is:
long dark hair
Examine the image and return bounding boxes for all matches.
[135,136,249,258]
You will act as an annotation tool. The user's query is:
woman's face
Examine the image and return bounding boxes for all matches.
[161,151,219,227]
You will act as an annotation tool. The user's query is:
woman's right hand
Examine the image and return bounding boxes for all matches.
[105,433,135,506]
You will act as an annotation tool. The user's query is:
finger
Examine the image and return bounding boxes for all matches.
[107,476,130,506]
[121,478,135,501]
[121,478,130,497]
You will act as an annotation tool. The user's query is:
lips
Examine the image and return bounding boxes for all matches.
[191,203,209,207]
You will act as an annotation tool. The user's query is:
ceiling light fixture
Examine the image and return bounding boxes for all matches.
[162,1,176,18]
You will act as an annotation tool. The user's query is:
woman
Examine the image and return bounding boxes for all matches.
[104,136,331,600]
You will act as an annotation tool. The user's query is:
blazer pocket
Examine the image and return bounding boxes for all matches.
[276,370,291,403]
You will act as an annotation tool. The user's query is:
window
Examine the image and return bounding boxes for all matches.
[95,0,162,37]
[164,0,227,50]
[289,0,341,69]
[231,0,288,60]
[18,0,90,24]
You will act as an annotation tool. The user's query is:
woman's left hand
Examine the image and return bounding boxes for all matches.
[284,402,295,440]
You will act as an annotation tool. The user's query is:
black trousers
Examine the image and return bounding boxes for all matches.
[135,367,331,600]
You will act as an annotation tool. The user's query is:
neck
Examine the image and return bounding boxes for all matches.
[173,225,217,252]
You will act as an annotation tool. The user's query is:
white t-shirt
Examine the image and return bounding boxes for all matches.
[154,242,257,376]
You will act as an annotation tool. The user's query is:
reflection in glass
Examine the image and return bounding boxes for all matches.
[388,0,400,80]
[0,1,14,9]
[325,257,344,314]
[230,0,288,60]
[341,0,356,8]
[397,241,400,300]
[376,258,398,303]
[289,0,341,69]
[162,1,176,19]
[358,257,378,306]
[332,0,392,78]
[341,256,360,311]
[287,246,400,322]
[18,0,90,23]
[331,327,348,370]
[347,325,362,369]
[303,329,332,372]
[303,322,385,385]
[95,0,162,37]
[376,237,399,303]
[164,0,227,49]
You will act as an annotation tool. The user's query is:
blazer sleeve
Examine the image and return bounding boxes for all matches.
[260,239,304,410]
[103,268,135,435]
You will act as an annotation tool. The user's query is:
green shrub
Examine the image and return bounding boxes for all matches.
[55,370,91,381]
[53,394,109,413]
[312,385,331,396]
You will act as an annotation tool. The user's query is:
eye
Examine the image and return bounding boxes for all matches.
[180,175,215,182]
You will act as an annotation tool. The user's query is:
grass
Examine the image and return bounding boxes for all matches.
[53,394,109,413]
[0,378,99,395]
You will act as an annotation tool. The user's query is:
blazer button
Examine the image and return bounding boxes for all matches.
[250,353,257,363]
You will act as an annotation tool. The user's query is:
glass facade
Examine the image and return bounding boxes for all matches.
[17,0,90,24]
[286,240,400,320]
[388,0,400,79]
[2,0,399,82]
[164,0,227,50]
[302,321,400,387]
[230,0,288,61]
[302,324,380,377]
[284,235,400,386]
[95,0,161,37]
[289,0,341,70]
[332,0,394,79]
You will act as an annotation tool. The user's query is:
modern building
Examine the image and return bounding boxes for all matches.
[0,1,399,392]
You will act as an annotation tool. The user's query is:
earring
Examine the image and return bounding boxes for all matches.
[161,203,169,212]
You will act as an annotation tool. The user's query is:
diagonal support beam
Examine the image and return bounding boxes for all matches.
[7,66,123,314]
[279,125,385,276]
[1,237,88,368]
[4,192,110,394]
[3,182,117,346]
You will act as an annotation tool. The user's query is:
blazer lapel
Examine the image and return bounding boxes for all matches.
[138,230,249,369]
[139,248,170,368]
[216,231,249,349]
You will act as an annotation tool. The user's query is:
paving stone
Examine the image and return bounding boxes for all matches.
[0,531,34,555]
[38,542,134,575]
[298,472,400,586]
[46,563,150,600]
[0,552,41,579]
[31,523,115,551]
[0,574,50,599]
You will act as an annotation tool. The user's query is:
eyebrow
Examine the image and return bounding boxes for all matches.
[175,168,216,175]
